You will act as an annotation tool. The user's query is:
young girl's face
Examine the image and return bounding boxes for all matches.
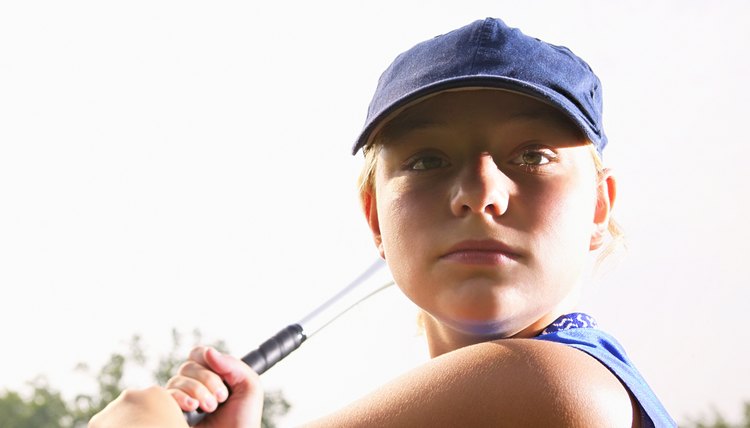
[364,89,613,339]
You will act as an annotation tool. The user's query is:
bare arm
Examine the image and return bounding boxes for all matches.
[157,338,638,427]
[308,339,639,427]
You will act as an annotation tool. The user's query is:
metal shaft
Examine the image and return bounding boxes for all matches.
[184,259,391,426]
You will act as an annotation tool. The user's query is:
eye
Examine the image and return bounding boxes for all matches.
[510,147,557,167]
[407,155,450,171]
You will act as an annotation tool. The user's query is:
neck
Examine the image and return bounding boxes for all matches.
[421,288,583,358]
[421,313,551,358]
[422,316,490,357]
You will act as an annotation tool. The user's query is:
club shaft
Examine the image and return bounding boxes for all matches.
[183,259,388,426]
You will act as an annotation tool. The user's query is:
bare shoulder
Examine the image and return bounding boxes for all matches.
[310,339,639,427]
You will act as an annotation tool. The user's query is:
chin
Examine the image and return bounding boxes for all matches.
[432,286,523,330]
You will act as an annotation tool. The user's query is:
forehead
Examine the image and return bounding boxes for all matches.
[374,88,584,144]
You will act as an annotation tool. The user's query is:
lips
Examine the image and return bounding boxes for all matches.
[440,239,521,265]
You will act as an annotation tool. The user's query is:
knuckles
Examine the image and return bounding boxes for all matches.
[120,385,168,403]
[167,360,223,392]
[188,345,208,361]
[177,360,201,374]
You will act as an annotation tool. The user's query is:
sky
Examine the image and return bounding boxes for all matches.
[1,0,748,425]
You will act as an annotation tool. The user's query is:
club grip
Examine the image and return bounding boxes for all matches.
[240,324,306,373]
[183,324,306,426]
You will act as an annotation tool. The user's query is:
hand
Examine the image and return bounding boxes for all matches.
[167,346,264,428]
[89,385,188,428]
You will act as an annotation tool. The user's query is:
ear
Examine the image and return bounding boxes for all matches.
[362,190,385,259]
[590,169,617,251]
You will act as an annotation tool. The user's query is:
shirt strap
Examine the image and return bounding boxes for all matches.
[539,312,598,336]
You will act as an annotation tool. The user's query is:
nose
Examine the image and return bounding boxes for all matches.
[450,153,509,217]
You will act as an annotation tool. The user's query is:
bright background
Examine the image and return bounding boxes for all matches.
[1,1,748,425]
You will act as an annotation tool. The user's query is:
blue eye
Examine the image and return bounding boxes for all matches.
[409,155,449,170]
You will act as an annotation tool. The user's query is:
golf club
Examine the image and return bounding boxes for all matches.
[184,258,393,425]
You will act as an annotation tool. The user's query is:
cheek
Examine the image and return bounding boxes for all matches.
[375,181,442,283]
[377,186,423,254]
[525,176,598,262]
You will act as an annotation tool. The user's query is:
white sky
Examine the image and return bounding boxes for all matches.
[1,1,748,425]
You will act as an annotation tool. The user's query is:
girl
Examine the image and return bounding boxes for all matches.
[91,17,675,427]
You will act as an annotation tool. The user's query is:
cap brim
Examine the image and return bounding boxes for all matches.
[353,76,601,155]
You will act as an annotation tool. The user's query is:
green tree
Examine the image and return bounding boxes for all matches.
[261,390,291,428]
[0,377,70,428]
[684,402,750,428]
[0,329,290,428]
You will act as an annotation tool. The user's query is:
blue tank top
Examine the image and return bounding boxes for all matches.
[534,313,676,427]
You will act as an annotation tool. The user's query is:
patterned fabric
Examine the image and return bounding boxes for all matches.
[536,313,677,428]
[539,312,597,335]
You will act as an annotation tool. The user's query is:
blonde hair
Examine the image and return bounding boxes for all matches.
[357,144,381,199]
[588,145,626,262]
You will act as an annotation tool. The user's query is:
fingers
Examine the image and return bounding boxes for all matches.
[203,347,259,392]
[166,346,251,413]
[201,348,264,427]
[166,346,264,427]
[166,349,227,413]
[187,345,210,366]
[168,387,201,412]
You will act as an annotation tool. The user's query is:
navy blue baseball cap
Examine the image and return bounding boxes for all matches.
[353,17,607,156]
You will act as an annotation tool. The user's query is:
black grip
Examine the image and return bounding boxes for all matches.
[241,324,306,374]
[183,324,306,426]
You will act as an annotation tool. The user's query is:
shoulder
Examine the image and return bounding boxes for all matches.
[312,339,638,427]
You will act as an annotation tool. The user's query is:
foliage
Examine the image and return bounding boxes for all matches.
[0,329,290,428]
[684,402,750,428]
[0,377,70,428]
[261,390,292,428]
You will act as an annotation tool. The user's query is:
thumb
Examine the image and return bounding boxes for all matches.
[203,347,259,394]
[198,348,264,428]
